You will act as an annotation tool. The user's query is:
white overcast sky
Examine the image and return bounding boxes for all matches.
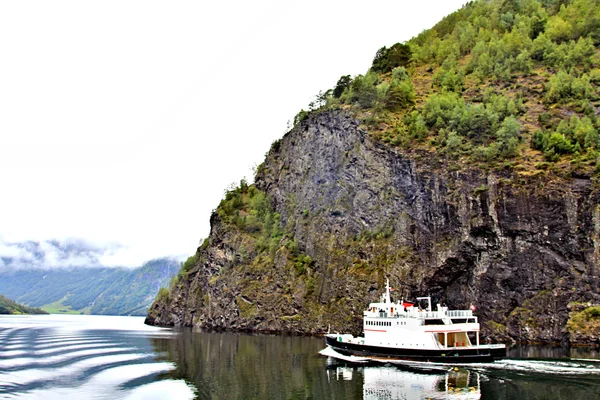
[0,1,465,266]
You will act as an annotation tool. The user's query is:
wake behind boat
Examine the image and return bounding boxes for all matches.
[323,280,506,363]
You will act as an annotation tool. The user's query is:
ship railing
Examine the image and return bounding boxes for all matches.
[445,310,473,318]
[416,311,441,319]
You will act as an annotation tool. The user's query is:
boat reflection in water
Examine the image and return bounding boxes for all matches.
[328,363,480,400]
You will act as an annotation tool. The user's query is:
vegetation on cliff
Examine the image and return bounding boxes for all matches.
[296,0,599,177]
[149,175,418,332]
[0,295,48,315]
[566,302,600,345]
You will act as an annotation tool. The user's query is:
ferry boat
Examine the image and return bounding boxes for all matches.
[324,280,506,363]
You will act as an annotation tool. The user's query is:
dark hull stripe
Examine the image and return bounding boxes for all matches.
[325,336,506,363]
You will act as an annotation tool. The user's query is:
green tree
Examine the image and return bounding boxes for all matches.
[349,72,381,108]
[333,75,351,98]
[433,55,464,92]
[445,130,464,156]
[384,79,415,111]
[545,16,573,43]
[406,112,429,141]
[531,33,553,60]
[423,92,465,130]
[545,70,593,103]
[496,116,521,157]
[371,43,412,73]
[546,132,574,154]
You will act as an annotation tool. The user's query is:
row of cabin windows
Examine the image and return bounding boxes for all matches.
[366,321,392,326]
[367,321,408,326]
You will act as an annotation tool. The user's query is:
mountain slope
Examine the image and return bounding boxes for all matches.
[147,0,600,345]
[0,295,48,315]
[0,258,180,316]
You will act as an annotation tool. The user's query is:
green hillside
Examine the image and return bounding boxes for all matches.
[0,295,48,315]
[0,258,180,316]
[292,0,599,178]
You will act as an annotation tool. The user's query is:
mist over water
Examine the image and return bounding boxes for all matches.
[2,315,600,399]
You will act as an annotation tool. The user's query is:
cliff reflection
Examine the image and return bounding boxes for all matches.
[150,330,362,399]
[150,331,600,399]
[508,344,600,360]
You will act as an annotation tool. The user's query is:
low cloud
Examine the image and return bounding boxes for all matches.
[0,237,144,269]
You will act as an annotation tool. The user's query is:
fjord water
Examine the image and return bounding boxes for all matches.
[0,315,195,399]
[2,315,600,399]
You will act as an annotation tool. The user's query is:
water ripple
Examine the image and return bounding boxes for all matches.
[0,315,193,400]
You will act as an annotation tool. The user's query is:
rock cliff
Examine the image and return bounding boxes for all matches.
[147,111,600,345]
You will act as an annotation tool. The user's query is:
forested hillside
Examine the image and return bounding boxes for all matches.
[0,295,47,315]
[293,0,599,176]
[147,0,600,345]
[0,258,180,316]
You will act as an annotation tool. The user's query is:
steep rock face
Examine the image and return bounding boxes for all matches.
[147,111,600,344]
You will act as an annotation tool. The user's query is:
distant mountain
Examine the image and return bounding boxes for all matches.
[0,294,48,315]
[0,238,182,315]
[0,237,181,316]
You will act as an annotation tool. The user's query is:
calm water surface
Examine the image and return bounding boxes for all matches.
[1,315,600,399]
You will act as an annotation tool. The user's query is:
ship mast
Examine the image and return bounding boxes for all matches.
[384,279,391,304]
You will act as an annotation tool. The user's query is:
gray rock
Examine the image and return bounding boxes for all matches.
[147,110,600,345]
